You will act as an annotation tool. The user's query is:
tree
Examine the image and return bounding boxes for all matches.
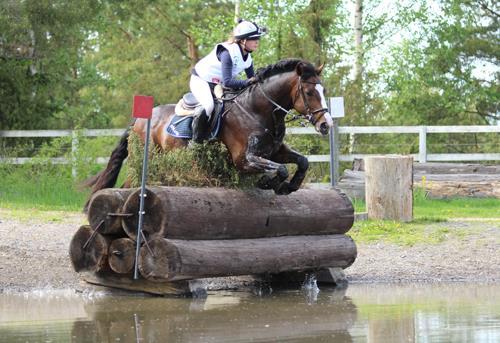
[80,0,234,127]
[0,0,103,129]
[382,0,499,125]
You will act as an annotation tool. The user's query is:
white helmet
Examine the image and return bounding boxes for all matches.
[234,20,267,40]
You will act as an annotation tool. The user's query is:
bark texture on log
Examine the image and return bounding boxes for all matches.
[365,155,413,221]
[69,225,111,273]
[87,188,133,235]
[108,238,136,274]
[139,235,357,282]
[122,187,354,240]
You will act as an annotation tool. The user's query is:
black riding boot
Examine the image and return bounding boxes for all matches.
[191,107,209,143]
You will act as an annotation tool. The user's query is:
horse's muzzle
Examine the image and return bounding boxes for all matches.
[319,122,329,136]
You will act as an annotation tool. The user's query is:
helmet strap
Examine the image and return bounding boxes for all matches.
[239,40,251,54]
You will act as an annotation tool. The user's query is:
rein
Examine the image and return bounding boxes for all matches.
[222,74,329,128]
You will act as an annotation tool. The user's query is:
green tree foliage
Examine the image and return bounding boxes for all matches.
[0,0,103,129]
[382,0,499,125]
[81,0,235,127]
[0,0,497,134]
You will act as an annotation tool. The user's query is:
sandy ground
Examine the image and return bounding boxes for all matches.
[0,210,498,293]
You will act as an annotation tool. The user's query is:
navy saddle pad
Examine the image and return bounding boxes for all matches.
[166,106,223,140]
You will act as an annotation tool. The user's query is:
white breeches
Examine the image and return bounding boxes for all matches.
[190,74,214,118]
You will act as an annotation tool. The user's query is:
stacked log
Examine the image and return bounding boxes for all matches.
[87,188,133,235]
[139,235,356,282]
[338,161,500,199]
[69,225,111,273]
[121,187,354,240]
[69,186,357,294]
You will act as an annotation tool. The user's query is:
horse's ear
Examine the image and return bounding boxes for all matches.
[316,63,324,75]
[295,62,305,76]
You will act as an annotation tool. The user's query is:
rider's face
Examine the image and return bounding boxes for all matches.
[244,39,259,52]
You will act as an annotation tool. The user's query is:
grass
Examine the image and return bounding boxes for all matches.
[349,189,499,246]
[348,219,472,246]
[0,164,89,211]
[353,188,500,219]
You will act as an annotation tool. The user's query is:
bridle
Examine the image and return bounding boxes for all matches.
[296,78,329,126]
[256,76,329,126]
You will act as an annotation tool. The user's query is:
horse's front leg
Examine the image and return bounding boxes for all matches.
[272,144,309,194]
[236,135,289,193]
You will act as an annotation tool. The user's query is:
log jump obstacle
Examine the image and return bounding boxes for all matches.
[70,186,357,295]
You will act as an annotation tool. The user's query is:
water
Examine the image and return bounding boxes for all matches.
[0,283,498,342]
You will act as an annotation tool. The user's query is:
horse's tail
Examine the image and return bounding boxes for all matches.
[82,125,132,210]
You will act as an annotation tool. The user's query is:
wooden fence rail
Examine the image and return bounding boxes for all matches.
[1,126,499,178]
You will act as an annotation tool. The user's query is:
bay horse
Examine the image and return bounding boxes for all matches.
[85,59,333,201]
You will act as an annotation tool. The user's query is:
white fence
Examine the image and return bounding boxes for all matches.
[1,126,499,177]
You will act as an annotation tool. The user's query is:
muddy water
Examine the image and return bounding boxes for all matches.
[0,283,498,342]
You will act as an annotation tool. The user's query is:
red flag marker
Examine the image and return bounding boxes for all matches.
[132,95,154,119]
[132,95,154,280]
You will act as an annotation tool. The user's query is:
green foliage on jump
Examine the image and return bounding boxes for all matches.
[127,133,259,188]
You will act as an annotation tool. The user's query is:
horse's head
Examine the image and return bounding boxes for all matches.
[292,62,333,136]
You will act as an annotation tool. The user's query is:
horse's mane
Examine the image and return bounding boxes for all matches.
[255,59,316,81]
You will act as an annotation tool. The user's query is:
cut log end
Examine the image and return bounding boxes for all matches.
[108,238,136,274]
[139,239,181,281]
[69,225,110,273]
[122,188,164,240]
[87,188,132,235]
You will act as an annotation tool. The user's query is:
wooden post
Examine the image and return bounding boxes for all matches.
[365,155,413,221]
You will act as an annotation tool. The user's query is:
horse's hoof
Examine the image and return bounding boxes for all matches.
[275,182,291,195]
[257,175,278,190]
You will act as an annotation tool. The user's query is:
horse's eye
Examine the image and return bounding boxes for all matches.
[306,91,314,96]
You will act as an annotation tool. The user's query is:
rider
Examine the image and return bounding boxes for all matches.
[190,19,266,143]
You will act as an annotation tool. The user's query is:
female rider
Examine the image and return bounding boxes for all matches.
[190,20,266,142]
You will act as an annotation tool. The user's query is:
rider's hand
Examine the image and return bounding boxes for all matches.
[247,77,257,85]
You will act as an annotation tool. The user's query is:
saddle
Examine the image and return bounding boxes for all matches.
[166,85,225,139]
[174,84,224,116]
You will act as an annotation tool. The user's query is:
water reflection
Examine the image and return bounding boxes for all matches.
[347,284,500,343]
[0,283,498,342]
[71,288,356,342]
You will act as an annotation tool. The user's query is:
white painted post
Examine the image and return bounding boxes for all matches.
[71,130,78,179]
[419,126,427,163]
[329,97,345,186]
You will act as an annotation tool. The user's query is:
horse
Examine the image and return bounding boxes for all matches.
[85,59,333,201]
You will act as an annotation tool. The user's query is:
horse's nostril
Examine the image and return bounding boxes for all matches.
[320,123,329,135]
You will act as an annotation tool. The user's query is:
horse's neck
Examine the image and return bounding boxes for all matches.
[238,73,294,123]
[238,74,293,139]
[259,73,295,111]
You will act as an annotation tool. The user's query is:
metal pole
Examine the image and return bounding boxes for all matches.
[134,118,151,279]
[329,121,336,187]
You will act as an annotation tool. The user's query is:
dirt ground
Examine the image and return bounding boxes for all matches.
[0,210,498,293]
